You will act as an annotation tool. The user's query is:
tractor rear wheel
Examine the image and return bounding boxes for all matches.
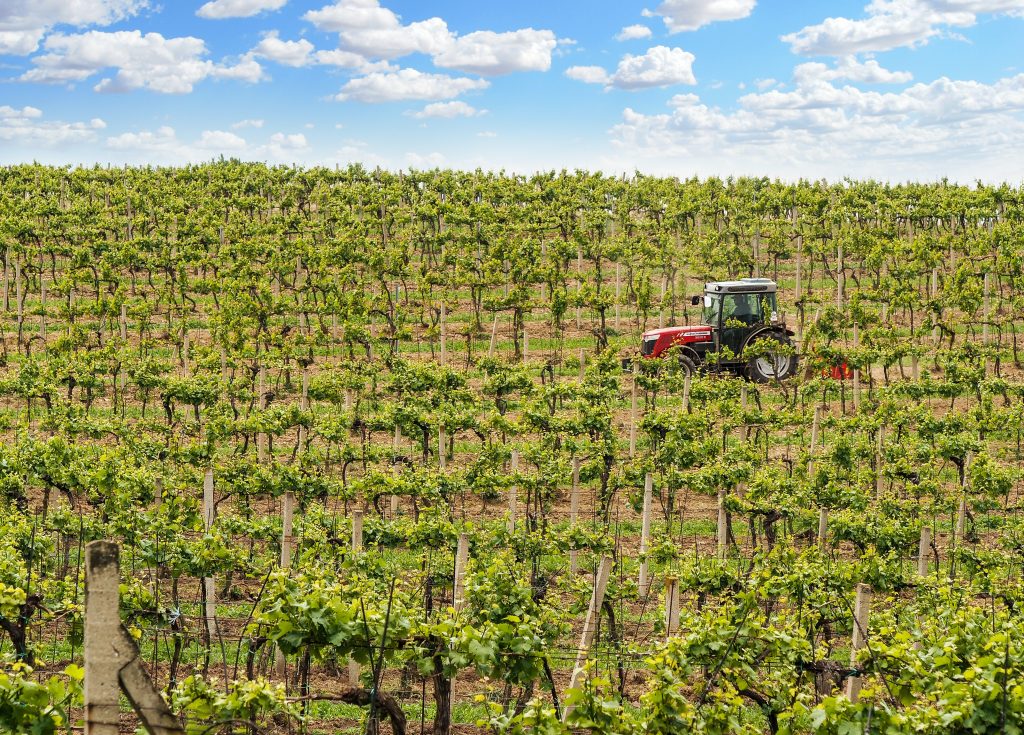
[746,333,797,383]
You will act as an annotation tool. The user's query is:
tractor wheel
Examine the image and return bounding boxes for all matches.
[746,333,798,383]
[678,353,698,378]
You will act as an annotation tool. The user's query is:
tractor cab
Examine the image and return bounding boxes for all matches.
[640,278,797,382]
[698,279,779,357]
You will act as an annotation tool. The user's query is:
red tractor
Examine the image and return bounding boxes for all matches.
[640,278,798,382]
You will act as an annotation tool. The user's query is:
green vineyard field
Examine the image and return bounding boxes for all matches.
[0,163,1022,734]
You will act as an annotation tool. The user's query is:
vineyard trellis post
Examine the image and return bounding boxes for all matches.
[569,456,581,574]
[638,472,653,595]
[563,555,614,721]
[845,583,872,702]
[664,577,680,638]
[85,540,186,735]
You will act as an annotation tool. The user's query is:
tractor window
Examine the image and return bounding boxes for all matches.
[722,292,777,326]
[702,294,722,326]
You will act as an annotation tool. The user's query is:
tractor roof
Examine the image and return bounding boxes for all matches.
[705,278,777,294]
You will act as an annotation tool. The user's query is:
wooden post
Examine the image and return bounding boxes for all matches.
[281,492,295,569]
[257,364,268,463]
[438,424,447,470]
[85,541,121,735]
[808,405,821,477]
[917,524,931,578]
[276,489,295,678]
[875,428,884,496]
[614,262,621,330]
[348,509,364,685]
[817,508,828,549]
[638,473,653,594]
[351,510,364,554]
[39,275,46,342]
[629,369,638,457]
[664,577,680,638]
[955,452,972,544]
[717,488,727,560]
[982,273,991,348]
[488,313,499,358]
[439,298,447,367]
[836,242,844,309]
[202,469,218,644]
[852,323,860,411]
[569,457,581,574]
[564,556,614,721]
[85,541,186,735]
[507,451,519,533]
[845,584,872,702]
[453,533,469,612]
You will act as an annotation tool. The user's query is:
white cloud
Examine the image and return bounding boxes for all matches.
[251,31,314,66]
[567,46,697,90]
[432,29,557,74]
[409,101,485,118]
[336,67,488,103]
[231,118,264,129]
[20,30,264,93]
[304,1,558,75]
[406,151,445,167]
[644,0,757,32]
[196,0,287,19]
[0,0,146,55]
[795,57,913,85]
[477,130,497,137]
[565,65,610,84]
[265,132,310,160]
[104,126,312,163]
[616,24,653,41]
[782,0,1024,56]
[607,71,1024,181]
[755,77,779,90]
[0,106,105,149]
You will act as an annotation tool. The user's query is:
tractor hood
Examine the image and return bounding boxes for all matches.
[641,325,713,357]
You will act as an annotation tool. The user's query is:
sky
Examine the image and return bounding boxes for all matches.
[1,0,1023,182]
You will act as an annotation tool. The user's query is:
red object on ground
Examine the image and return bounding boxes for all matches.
[824,362,853,380]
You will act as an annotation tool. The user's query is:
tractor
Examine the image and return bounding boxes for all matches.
[640,278,798,382]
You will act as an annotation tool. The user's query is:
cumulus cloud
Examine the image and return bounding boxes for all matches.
[104,126,312,163]
[616,24,653,41]
[644,0,757,32]
[607,70,1024,180]
[432,29,557,75]
[231,118,264,129]
[795,57,913,85]
[251,31,314,66]
[0,105,106,148]
[566,46,697,90]
[409,101,485,118]
[304,0,558,75]
[336,67,488,103]
[782,0,1024,56]
[0,0,146,55]
[196,0,287,19]
[19,30,264,93]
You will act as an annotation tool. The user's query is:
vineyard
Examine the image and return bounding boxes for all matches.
[2,162,1024,735]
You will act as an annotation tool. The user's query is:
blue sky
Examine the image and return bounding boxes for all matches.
[1,0,1023,181]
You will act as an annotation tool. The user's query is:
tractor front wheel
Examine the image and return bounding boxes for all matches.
[746,333,798,383]
[678,353,698,378]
